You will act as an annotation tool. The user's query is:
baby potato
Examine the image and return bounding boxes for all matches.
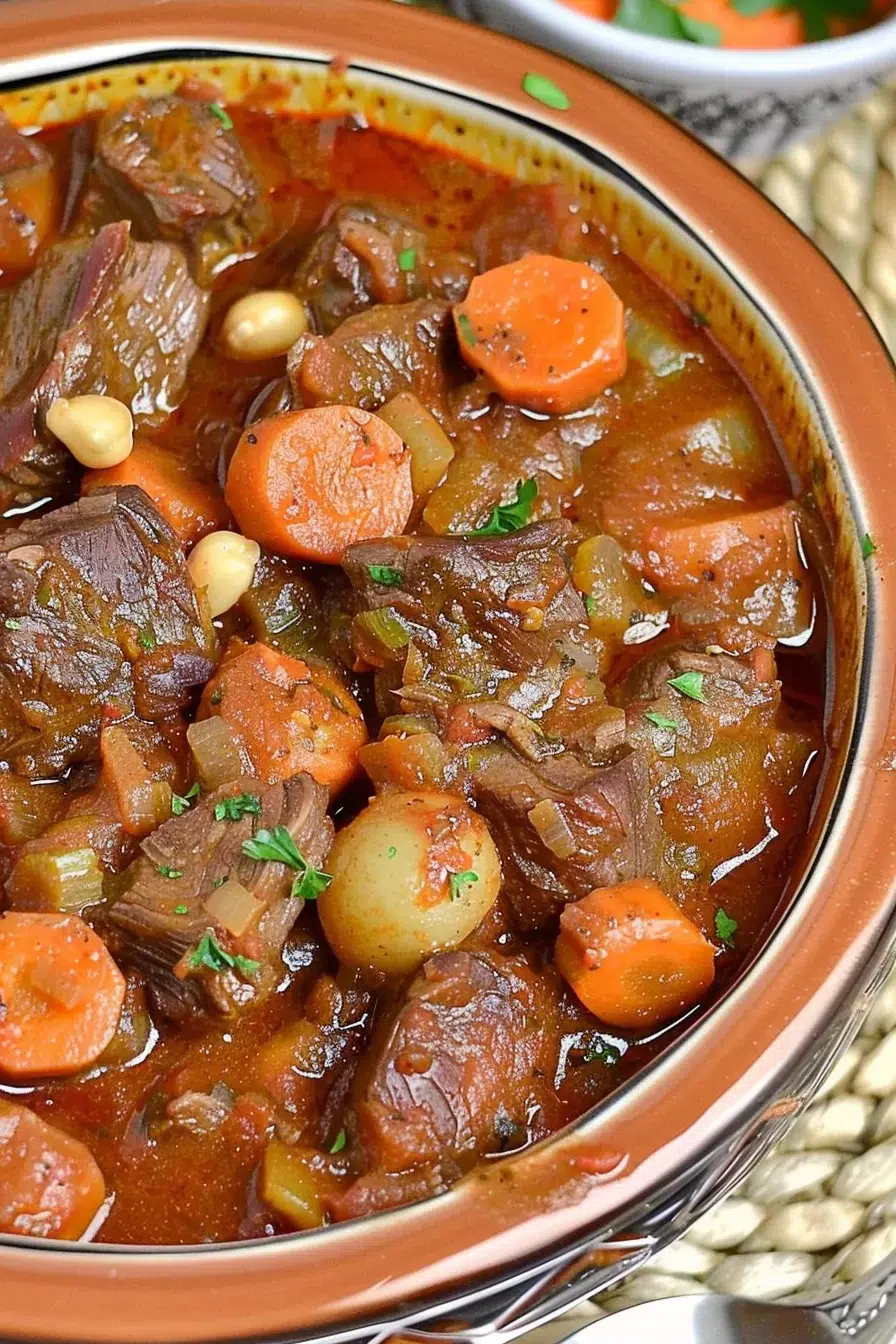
[318,791,501,976]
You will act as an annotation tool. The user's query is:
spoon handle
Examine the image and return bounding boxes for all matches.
[802,1241,896,1339]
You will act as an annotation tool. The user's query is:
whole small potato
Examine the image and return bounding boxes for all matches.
[318,791,501,976]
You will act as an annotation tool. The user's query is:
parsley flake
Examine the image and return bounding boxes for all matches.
[173,904,189,916]
[3,618,20,630]
[242,825,332,900]
[521,72,571,111]
[397,247,417,272]
[690,308,710,328]
[367,564,403,588]
[171,782,200,816]
[209,102,233,130]
[468,478,537,537]
[862,533,877,559]
[189,931,260,977]
[330,1129,347,1153]
[210,688,223,705]
[137,625,156,652]
[213,875,228,889]
[715,907,738,946]
[456,312,478,347]
[668,670,707,703]
[157,864,184,880]
[214,792,262,823]
[645,711,680,732]
[584,595,598,616]
[449,870,479,902]
[387,845,397,859]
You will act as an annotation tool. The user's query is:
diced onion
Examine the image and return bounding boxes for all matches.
[376,391,455,500]
[204,878,261,937]
[187,718,244,790]
[528,799,577,859]
[7,847,104,913]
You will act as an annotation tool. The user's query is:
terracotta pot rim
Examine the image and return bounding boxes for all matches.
[0,3,893,1341]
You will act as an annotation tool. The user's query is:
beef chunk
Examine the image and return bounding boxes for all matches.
[345,949,560,1187]
[94,96,262,284]
[0,220,209,510]
[343,522,591,718]
[618,643,820,934]
[474,745,665,931]
[288,298,453,415]
[0,113,56,275]
[109,773,333,1023]
[473,184,584,271]
[0,487,216,776]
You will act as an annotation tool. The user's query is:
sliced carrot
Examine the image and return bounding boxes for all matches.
[555,880,715,1030]
[562,0,616,14]
[676,0,804,47]
[225,406,413,564]
[643,503,804,599]
[0,912,125,1079]
[82,439,230,547]
[453,253,626,414]
[199,641,368,795]
[0,1100,105,1239]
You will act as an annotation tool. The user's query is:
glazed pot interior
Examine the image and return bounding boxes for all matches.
[0,4,893,1340]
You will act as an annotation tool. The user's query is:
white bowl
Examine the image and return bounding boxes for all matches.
[450,0,896,157]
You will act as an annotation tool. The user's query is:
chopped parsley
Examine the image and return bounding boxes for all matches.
[449,870,479,902]
[645,711,680,732]
[209,102,234,130]
[584,595,598,616]
[614,0,720,42]
[862,532,877,559]
[367,564,403,588]
[469,478,537,537]
[137,625,156,652]
[156,864,184,880]
[3,618,20,630]
[690,308,710,328]
[387,845,397,859]
[668,670,707,703]
[173,904,189,916]
[189,931,260,977]
[213,875,228,889]
[242,825,332,900]
[521,72,571,111]
[456,312,478,347]
[214,792,262,823]
[330,1129,347,1154]
[715,907,738,946]
[583,1039,622,1066]
[171,782,200,816]
[209,688,223,705]
[397,247,417,272]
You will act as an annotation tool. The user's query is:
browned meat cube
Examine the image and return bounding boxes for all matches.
[0,220,209,510]
[109,773,333,1023]
[0,487,217,776]
[95,95,262,284]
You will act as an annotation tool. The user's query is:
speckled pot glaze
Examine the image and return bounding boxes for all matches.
[0,3,895,1342]
[449,0,896,159]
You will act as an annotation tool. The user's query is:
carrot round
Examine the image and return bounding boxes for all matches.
[555,880,715,1030]
[199,641,368,795]
[0,912,125,1079]
[453,253,626,414]
[82,439,229,547]
[225,407,413,563]
[0,1099,105,1239]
